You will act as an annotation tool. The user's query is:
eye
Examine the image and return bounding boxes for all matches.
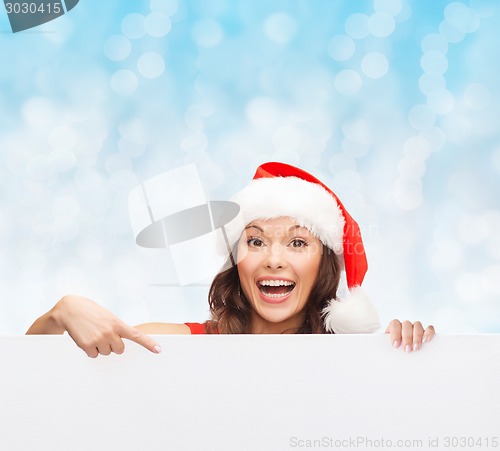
[289,238,307,248]
[247,237,265,248]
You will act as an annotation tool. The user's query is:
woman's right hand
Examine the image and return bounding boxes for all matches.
[26,295,162,358]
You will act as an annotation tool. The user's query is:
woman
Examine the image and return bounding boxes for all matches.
[27,162,435,357]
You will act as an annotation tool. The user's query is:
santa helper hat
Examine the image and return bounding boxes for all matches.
[231,162,380,334]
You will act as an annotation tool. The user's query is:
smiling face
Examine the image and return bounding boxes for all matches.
[236,217,323,334]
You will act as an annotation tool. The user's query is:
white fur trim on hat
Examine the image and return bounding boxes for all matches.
[229,176,345,254]
[323,286,381,334]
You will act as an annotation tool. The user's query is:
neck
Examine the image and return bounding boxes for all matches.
[249,311,305,334]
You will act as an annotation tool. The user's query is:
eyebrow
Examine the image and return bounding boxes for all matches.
[244,225,263,232]
[289,225,307,232]
[244,224,309,233]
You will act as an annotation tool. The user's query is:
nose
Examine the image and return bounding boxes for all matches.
[263,243,287,270]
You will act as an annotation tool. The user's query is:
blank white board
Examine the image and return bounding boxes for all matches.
[0,335,499,451]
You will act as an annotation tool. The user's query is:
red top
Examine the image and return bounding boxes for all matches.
[184,322,207,334]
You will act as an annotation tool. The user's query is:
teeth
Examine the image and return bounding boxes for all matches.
[259,280,294,287]
[264,292,290,298]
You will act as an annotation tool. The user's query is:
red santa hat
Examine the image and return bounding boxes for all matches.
[230,162,380,334]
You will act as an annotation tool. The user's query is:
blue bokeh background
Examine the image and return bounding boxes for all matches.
[0,0,499,334]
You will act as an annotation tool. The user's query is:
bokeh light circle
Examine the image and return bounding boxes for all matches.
[110,70,138,95]
[418,73,446,96]
[421,50,448,75]
[368,12,395,37]
[374,0,402,17]
[327,35,355,61]
[404,135,432,159]
[121,13,146,39]
[264,13,297,44]
[439,19,465,43]
[137,52,165,78]
[408,104,435,130]
[104,35,131,61]
[334,70,362,95]
[444,2,480,34]
[421,33,448,54]
[150,0,178,16]
[361,52,389,78]
[145,13,172,37]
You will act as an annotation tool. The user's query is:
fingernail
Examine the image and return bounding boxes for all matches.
[422,336,428,343]
[405,344,412,353]
[393,340,400,349]
[153,345,162,354]
[413,343,421,352]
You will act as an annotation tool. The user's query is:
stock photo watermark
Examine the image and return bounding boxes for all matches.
[289,435,499,449]
[1,0,78,32]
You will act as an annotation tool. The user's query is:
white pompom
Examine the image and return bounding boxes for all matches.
[323,286,381,334]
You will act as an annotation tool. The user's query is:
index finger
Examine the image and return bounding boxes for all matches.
[385,319,402,348]
[119,323,162,354]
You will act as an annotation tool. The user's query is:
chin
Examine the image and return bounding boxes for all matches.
[257,304,302,325]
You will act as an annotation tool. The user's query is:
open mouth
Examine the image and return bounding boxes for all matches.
[257,279,296,298]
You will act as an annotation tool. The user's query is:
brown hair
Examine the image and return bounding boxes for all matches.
[205,245,341,334]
